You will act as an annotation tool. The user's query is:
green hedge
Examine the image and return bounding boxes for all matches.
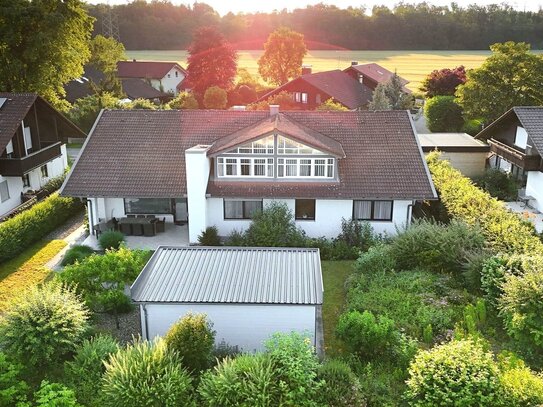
[426,152,543,256]
[0,193,83,263]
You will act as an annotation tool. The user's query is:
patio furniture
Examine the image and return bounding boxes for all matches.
[156,217,166,233]
[92,220,115,237]
[132,223,144,236]
[136,215,146,219]
[146,215,156,219]
[127,214,136,218]
[120,223,132,235]
[518,188,534,208]
[143,221,157,236]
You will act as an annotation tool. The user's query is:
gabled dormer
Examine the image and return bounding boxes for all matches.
[207,112,345,181]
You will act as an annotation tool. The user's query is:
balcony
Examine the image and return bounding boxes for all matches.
[0,142,62,176]
[488,138,542,171]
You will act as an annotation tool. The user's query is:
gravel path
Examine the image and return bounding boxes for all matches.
[93,307,142,344]
[44,210,86,240]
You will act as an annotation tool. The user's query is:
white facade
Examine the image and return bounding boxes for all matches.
[526,170,543,212]
[147,66,186,95]
[0,145,68,217]
[140,303,317,352]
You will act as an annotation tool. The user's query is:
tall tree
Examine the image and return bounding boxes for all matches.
[186,26,237,96]
[420,66,467,97]
[258,27,307,86]
[369,73,412,110]
[0,0,94,111]
[88,35,126,96]
[457,42,543,124]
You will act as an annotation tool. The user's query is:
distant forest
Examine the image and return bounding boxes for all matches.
[87,2,543,50]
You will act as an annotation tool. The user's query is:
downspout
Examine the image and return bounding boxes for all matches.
[84,198,94,235]
[406,200,415,225]
[142,304,149,340]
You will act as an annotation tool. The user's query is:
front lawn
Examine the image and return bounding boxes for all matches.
[321,260,353,356]
[0,239,66,310]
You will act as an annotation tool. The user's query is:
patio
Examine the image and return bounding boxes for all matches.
[83,222,190,250]
[505,201,543,234]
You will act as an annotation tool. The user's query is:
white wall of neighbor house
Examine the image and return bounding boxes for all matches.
[207,197,413,238]
[526,171,543,212]
[160,67,186,95]
[0,175,24,216]
[140,303,317,352]
[424,151,487,179]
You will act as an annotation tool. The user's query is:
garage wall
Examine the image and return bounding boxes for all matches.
[141,303,316,352]
[427,151,487,178]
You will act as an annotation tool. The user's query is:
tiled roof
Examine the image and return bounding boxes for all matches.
[117,61,186,79]
[64,66,105,103]
[0,93,38,151]
[131,246,323,304]
[259,70,373,109]
[346,63,410,89]
[208,113,345,157]
[61,109,436,200]
[121,78,170,100]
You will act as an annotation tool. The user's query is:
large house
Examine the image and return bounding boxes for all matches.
[0,93,85,217]
[476,107,543,212]
[61,106,436,244]
[343,62,411,93]
[117,60,188,95]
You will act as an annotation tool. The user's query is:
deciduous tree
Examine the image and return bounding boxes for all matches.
[258,27,307,86]
[316,99,349,111]
[456,42,543,124]
[203,86,227,109]
[424,96,464,132]
[420,66,466,97]
[187,26,237,96]
[0,0,94,111]
[88,35,126,96]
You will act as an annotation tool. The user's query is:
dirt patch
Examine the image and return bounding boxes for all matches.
[92,306,142,345]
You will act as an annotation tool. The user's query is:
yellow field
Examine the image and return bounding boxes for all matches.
[126,49,501,91]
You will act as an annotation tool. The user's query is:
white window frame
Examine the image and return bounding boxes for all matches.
[217,157,274,178]
[277,157,334,178]
[224,135,274,155]
[223,199,263,220]
[301,92,308,104]
[294,92,301,102]
[277,136,325,155]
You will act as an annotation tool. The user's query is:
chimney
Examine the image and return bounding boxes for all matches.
[351,61,358,66]
[185,144,211,244]
[301,65,312,75]
[231,105,247,111]
[269,104,279,116]
[132,58,136,62]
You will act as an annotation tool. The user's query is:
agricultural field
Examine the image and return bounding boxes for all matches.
[126,49,502,91]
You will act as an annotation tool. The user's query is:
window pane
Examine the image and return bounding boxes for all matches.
[0,181,10,202]
[254,159,265,176]
[124,198,172,214]
[267,159,274,177]
[286,159,297,176]
[224,200,243,219]
[353,201,372,220]
[244,201,262,218]
[314,159,325,177]
[240,158,251,176]
[300,159,311,176]
[295,199,316,220]
[374,201,393,220]
[226,158,237,176]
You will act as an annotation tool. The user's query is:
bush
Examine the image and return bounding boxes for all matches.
[102,338,194,407]
[198,354,279,406]
[64,335,119,406]
[60,247,150,314]
[244,201,306,247]
[0,352,28,406]
[223,229,245,246]
[98,230,125,251]
[61,245,95,266]
[390,219,485,274]
[197,226,221,246]
[34,381,81,407]
[167,92,199,109]
[424,96,464,132]
[463,118,484,135]
[405,339,502,406]
[203,86,227,109]
[476,168,518,201]
[212,340,240,363]
[316,359,364,407]
[0,192,82,263]
[264,332,323,406]
[427,152,543,255]
[164,313,215,374]
[355,244,396,274]
[498,356,543,406]
[0,282,89,368]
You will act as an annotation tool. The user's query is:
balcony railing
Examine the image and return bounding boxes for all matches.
[0,142,62,176]
[488,138,542,171]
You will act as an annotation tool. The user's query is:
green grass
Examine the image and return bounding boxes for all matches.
[0,239,66,310]
[321,260,354,357]
[125,49,515,91]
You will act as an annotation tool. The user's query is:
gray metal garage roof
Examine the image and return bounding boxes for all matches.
[131,246,323,305]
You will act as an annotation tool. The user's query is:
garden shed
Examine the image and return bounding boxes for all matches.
[131,246,324,352]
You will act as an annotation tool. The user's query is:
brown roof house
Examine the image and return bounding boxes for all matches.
[476,106,543,212]
[344,62,411,93]
[117,60,188,96]
[61,106,436,245]
[0,93,86,217]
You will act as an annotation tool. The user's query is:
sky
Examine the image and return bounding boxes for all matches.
[88,0,542,16]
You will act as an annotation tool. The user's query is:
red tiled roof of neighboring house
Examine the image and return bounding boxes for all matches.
[117,61,187,79]
[259,70,373,110]
[61,109,436,200]
[208,113,345,157]
[345,63,411,92]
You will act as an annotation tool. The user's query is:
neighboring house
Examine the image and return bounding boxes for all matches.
[343,62,411,93]
[117,60,188,95]
[418,133,489,178]
[66,66,170,104]
[258,67,373,110]
[0,93,85,217]
[476,107,543,212]
[131,246,323,352]
[61,106,436,243]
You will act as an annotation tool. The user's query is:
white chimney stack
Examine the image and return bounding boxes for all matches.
[232,105,247,111]
[185,144,211,243]
[269,104,279,116]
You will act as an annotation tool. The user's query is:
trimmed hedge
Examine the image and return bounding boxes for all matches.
[426,152,543,256]
[0,193,82,263]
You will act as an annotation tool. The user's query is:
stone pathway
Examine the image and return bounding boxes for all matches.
[45,211,89,270]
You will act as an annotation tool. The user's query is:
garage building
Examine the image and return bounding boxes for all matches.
[131,246,324,352]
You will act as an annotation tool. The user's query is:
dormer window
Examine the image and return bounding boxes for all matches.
[217,157,274,177]
[277,158,334,178]
[277,136,324,155]
[225,135,274,155]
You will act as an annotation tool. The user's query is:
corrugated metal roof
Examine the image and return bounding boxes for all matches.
[131,246,323,305]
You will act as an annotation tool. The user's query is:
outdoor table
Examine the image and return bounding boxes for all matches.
[118,217,156,236]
